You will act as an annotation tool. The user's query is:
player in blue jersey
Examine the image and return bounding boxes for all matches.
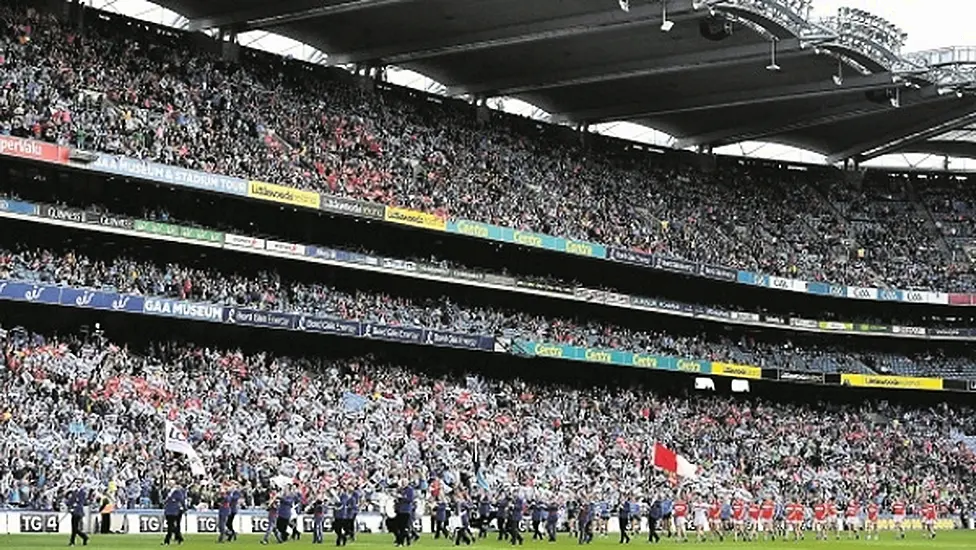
[260,496,280,545]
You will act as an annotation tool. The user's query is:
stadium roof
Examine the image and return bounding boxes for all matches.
[98,0,976,165]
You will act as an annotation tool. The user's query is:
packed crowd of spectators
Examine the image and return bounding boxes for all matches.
[2,324,975,513]
[2,5,974,292]
[1,242,974,378]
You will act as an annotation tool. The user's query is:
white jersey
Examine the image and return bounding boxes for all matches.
[693,503,709,525]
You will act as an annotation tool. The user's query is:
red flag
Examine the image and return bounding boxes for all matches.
[653,443,678,472]
[653,443,698,478]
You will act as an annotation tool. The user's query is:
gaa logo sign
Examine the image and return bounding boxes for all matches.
[139,515,164,533]
[20,514,59,533]
[197,516,219,533]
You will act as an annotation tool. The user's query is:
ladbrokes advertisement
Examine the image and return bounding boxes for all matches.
[248,181,321,209]
[840,374,943,391]
[384,206,447,231]
[711,362,762,380]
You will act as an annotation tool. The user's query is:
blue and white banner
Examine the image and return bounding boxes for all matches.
[143,298,224,321]
[0,281,61,304]
[846,286,878,300]
[59,287,145,312]
[0,198,38,216]
[363,323,424,343]
[424,329,495,351]
[297,315,361,337]
[223,308,297,330]
[78,153,249,196]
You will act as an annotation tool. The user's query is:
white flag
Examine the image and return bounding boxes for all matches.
[164,420,206,476]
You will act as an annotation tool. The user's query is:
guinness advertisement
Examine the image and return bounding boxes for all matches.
[698,264,737,282]
[608,247,654,267]
[516,278,572,294]
[86,210,135,230]
[40,204,86,223]
[780,371,825,384]
[654,256,697,275]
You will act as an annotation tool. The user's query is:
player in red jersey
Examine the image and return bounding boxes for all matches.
[812,499,828,540]
[731,499,746,541]
[760,499,775,541]
[826,498,840,540]
[844,500,861,540]
[747,501,761,541]
[787,500,805,541]
[891,499,907,539]
[921,501,937,539]
[708,499,723,542]
[673,498,688,542]
[865,502,880,540]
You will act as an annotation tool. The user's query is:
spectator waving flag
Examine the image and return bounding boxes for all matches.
[653,442,698,479]
[164,420,206,476]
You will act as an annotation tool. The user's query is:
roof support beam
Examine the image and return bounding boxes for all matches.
[673,86,947,148]
[329,0,702,65]
[187,0,415,33]
[553,72,900,124]
[826,100,976,163]
[450,38,805,97]
[674,104,895,148]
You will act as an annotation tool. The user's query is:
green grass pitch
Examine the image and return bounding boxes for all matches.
[4,532,975,550]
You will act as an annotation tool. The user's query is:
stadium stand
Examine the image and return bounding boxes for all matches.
[1,3,974,293]
[2,323,976,512]
[2,0,976,536]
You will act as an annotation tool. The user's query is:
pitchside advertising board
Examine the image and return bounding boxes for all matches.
[0,511,390,535]
[0,511,959,535]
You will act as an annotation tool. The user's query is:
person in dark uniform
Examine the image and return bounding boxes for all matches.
[619,497,632,544]
[546,501,560,542]
[394,483,415,547]
[566,500,578,537]
[454,497,473,546]
[496,495,510,541]
[226,483,241,542]
[276,488,300,543]
[217,480,241,543]
[508,495,524,545]
[162,481,186,546]
[335,490,349,546]
[434,499,451,539]
[311,497,326,545]
[409,499,421,543]
[577,501,594,545]
[477,496,492,539]
[647,498,662,543]
[347,488,360,542]
[531,501,544,540]
[67,483,90,546]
